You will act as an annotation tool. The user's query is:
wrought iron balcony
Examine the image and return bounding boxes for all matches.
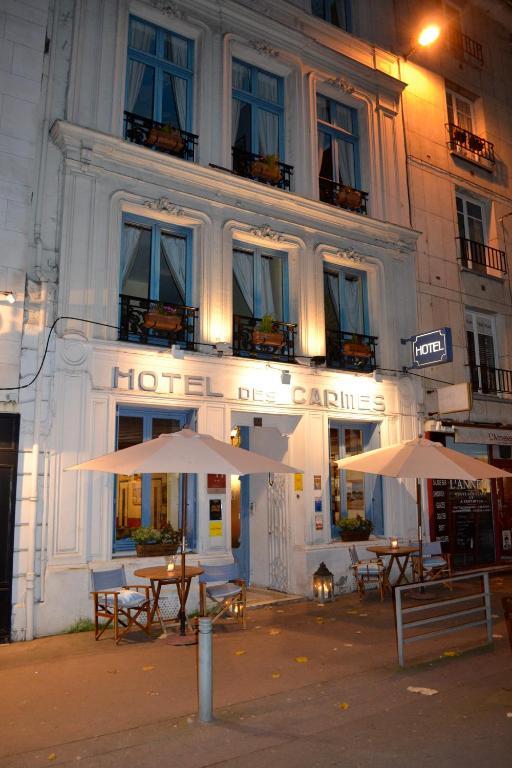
[447,28,483,66]
[470,364,512,396]
[326,330,377,373]
[319,177,368,215]
[447,123,495,169]
[457,237,507,275]
[233,315,296,363]
[231,148,293,191]
[123,111,198,162]
[118,294,198,350]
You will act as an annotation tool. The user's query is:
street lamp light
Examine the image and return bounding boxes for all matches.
[405,22,442,59]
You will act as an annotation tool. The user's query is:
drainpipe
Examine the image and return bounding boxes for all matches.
[24,0,57,640]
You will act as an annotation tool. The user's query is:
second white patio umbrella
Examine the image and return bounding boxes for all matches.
[68,427,301,635]
[337,436,512,579]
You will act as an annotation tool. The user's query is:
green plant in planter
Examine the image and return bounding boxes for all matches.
[336,515,374,536]
[256,313,275,333]
[131,526,162,545]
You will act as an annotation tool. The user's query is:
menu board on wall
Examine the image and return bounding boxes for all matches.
[431,478,494,565]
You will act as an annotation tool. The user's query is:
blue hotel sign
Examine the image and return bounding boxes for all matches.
[410,327,453,368]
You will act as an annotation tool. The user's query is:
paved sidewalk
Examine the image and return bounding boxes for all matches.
[1,577,511,767]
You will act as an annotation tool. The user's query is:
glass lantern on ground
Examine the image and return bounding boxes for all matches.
[313,562,334,602]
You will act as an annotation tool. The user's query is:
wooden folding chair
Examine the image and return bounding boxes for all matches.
[91,566,152,644]
[199,563,246,629]
[349,545,385,601]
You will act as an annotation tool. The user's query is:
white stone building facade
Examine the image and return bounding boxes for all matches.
[11,0,506,640]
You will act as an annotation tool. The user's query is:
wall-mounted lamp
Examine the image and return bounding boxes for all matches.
[281,370,291,385]
[404,22,441,59]
[1,291,15,304]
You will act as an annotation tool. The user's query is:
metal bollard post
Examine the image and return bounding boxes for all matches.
[198,616,213,722]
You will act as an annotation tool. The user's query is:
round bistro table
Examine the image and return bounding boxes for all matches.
[366,545,419,593]
[134,565,204,635]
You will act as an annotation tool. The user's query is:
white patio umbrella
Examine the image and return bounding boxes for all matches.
[337,436,512,579]
[68,427,301,636]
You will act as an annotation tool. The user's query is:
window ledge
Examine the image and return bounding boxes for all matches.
[459,267,507,282]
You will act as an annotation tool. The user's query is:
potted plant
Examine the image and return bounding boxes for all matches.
[342,334,372,358]
[131,524,182,557]
[146,123,184,154]
[336,515,374,542]
[142,303,183,332]
[453,127,467,144]
[251,154,282,184]
[468,134,484,153]
[336,184,362,211]
[252,314,285,347]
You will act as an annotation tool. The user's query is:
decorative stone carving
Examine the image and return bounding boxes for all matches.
[326,77,355,94]
[152,1,184,19]
[249,224,284,242]
[336,248,367,264]
[143,197,184,216]
[249,40,279,58]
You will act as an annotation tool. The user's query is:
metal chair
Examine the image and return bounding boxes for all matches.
[348,545,385,601]
[91,566,152,644]
[411,541,451,583]
[199,563,246,629]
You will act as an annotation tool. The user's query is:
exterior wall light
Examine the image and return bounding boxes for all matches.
[313,561,334,603]
[1,291,15,304]
[405,22,442,59]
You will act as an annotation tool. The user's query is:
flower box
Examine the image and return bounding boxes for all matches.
[135,543,180,558]
[342,341,372,358]
[340,531,371,542]
[252,330,285,347]
[251,160,281,184]
[468,136,484,153]
[147,127,184,154]
[142,311,182,332]
[336,186,362,210]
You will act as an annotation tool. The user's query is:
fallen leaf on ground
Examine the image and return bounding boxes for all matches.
[346,610,358,615]
[142,665,155,671]
[492,634,503,639]
[359,613,368,617]
[269,628,281,635]
[272,672,281,679]
[106,669,118,674]
[343,643,353,647]
[295,656,308,663]
[316,617,325,624]
[48,755,57,762]
[146,690,159,696]
[507,713,512,718]
[407,686,438,696]
[235,649,246,656]
[441,650,460,657]
[338,702,349,710]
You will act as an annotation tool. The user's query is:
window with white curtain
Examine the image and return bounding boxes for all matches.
[121,215,190,306]
[446,89,474,133]
[324,265,367,336]
[232,59,284,159]
[125,16,193,130]
[317,94,360,189]
[465,309,498,393]
[232,244,287,322]
[312,0,351,31]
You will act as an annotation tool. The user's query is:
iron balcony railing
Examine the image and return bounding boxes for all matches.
[319,177,368,215]
[470,364,512,396]
[123,111,198,162]
[231,148,293,191]
[448,28,484,66]
[326,330,377,373]
[457,237,507,274]
[233,314,296,364]
[118,294,198,350]
[447,123,495,166]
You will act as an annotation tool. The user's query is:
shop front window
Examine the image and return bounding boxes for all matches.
[114,407,196,551]
[328,422,382,537]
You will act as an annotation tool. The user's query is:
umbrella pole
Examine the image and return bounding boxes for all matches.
[179,472,188,636]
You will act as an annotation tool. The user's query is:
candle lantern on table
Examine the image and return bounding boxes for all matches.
[313,562,334,602]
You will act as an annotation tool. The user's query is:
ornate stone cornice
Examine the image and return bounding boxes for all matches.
[151,1,185,19]
[335,248,366,264]
[325,76,355,94]
[143,197,184,216]
[249,224,284,241]
[249,40,279,58]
